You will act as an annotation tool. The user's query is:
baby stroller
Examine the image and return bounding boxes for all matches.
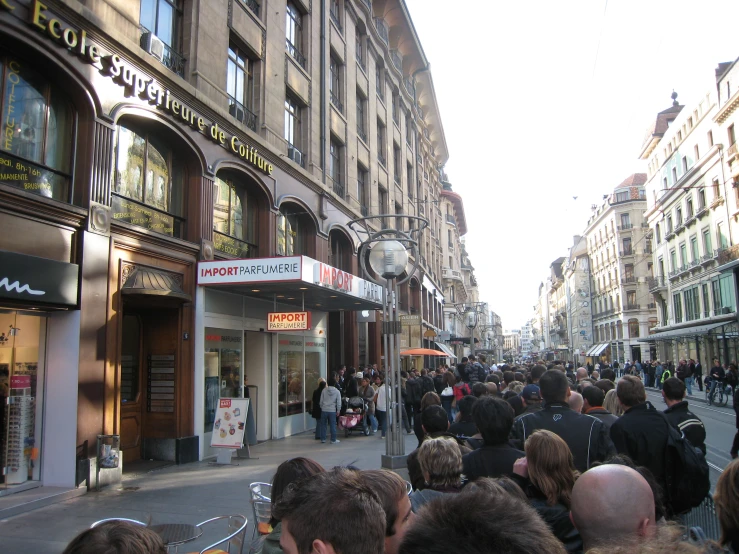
[338,396,371,437]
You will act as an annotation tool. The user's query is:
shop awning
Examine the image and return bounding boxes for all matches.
[197,256,383,311]
[586,343,609,357]
[121,266,191,302]
[449,336,480,344]
[639,320,735,342]
[435,342,458,359]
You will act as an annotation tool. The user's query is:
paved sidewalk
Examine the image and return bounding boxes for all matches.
[0,431,418,554]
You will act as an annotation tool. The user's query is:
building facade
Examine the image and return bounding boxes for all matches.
[584,174,656,364]
[643,77,739,364]
[0,0,463,506]
[564,235,593,365]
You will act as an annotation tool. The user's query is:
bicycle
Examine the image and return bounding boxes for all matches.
[706,379,731,407]
[717,384,733,408]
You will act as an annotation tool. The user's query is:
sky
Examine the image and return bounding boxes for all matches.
[404,0,739,330]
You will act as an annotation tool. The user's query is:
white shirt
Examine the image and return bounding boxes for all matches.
[375,384,387,411]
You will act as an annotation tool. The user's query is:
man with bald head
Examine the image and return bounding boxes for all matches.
[576,367,588,383]
[570,465,656,551]
[568,390,584,413]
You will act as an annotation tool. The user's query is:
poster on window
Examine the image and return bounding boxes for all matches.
[210,397,249,448]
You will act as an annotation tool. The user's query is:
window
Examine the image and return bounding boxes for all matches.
[718,222,728,249]
[0,53,75,202]
[355,29,365,71]
[377,120,386,166]
[227,43,256,130]
[356,91,367,142]
[708,130,714,147]
[357,165,368,215]
[667,215,673,233]
[213,176,258,257]
[670,249,677,271]
[330,55,343,113]
[702,228,712,255]
[376,66,385,101]
[628,318,640,338]
[685,287,700,321]
[330,138,343,196]
[624,264,634,279]
[140,0,182,50]
[112,123,184,236]
[673,293,683,324]
[277,205,304,256]
[682,156,688,173]
[690,236,699,261]
[679,243,687,266]
[702,283,710,318]
[713,178,721,200]
[329,0,342,33]
[620,213,630,228]
[720,274,736,313]
[686,196,693,218]
[284,95,304,166]
[407,164,413,199]
[378,187,387,225]
[698,188,706,209]
[655,223,661,243]
[676,206,682,226]
[729,123,736,147]
[694,144,700,162]
[672,166,678,184]
[406,114,413,146]
[622,237,632,255]
[391,90,400,124]
[286,2,305,68]
[393,143,401,184]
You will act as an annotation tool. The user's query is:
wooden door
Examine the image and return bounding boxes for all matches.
[120,313,143,462]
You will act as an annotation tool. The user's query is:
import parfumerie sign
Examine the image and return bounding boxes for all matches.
[267,312,311,331]
[1,0,274,175]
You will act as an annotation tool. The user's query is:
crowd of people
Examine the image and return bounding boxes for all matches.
[62,358,739,554]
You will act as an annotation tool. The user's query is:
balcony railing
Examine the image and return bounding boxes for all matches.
[330,91,344,114]
[374,18,389,44]
[357,126,367,143]
[140,26,186,78]
[240,0,260,17]
[624,303,641,311]
[286,39,306,69]
[228,96,257,132]
[391,50,403,72]
[647,303,656,309]
[404,78,415,98]
[332,180,345,198]
[446,214,456,225]
[617,223,634,231]
[620,249,634,257]
[648,276,666,290]
[622,276,636,284]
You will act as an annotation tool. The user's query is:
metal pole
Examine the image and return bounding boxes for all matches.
[394,279,404,457]
[385,277,394,454]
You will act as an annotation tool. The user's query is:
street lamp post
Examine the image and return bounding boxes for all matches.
[350,214,428,469]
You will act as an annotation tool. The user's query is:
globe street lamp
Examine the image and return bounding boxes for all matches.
[350,214,428,469]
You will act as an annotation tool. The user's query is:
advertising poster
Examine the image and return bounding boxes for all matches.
[210,398,249,448]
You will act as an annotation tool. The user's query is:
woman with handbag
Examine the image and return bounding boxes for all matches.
[440,372,456,423]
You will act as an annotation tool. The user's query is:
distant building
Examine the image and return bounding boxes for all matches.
[564,235,593,365]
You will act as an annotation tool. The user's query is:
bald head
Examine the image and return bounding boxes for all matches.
[576,368,588,381]
[571,465,656,550]
[568,391,584,413]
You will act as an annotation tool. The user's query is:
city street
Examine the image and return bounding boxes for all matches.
[645,388,736,492]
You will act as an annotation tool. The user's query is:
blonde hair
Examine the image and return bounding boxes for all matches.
[603,389,624,416]
[525,430,579,508]
[508,381,524,394]
[715,458,739,548]
[418,437,463,488]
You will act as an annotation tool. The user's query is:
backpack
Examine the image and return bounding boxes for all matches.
[420,375,436,397]
[663,416,710,515]
[405,378,420,408]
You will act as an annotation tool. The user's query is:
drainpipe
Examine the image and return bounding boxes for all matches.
[320,0,327,185]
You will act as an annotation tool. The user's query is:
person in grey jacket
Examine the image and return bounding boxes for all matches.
[319,376,342,444]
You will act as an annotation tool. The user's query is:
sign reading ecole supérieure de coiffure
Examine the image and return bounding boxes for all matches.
[0,0,274,176]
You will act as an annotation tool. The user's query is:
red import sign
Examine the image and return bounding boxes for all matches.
[267,311,311,331]
[10,375,31,389]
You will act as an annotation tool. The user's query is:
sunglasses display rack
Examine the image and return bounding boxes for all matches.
[4,391,32,485]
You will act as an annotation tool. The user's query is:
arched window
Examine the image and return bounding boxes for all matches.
[112,122,184,237]
[277,203,316,257]
[628,318,640,338]
[328,229,352,272]
[0,53,74,201]
[213,175,258,258]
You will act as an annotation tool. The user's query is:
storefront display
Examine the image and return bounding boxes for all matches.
[277,336,324,418]
[204,329,243,428]
[0,311,45,494]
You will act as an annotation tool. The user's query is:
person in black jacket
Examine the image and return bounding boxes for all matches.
[311,379,326,439]
[610,375,670,500]
[662,377,706,454]
[462,396,523,480]
[510,369,614,473]
[581,385,618,432]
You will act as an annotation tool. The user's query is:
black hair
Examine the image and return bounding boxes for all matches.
[421,405,449,434]
[581,385,605,408]
[538,370,570,403]
[456,395,477,418]
[472,396,514,446]
[662,377,686,401]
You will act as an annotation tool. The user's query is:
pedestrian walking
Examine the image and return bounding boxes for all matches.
[319,376,342,444]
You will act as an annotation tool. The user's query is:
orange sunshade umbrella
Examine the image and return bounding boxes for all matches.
[399,348,450,356]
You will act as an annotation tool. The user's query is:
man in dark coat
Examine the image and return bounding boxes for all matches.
[662,377,706,454]
[462,396,524,480]
[610,375,670,496]
[510,369,614,472]
[581,385,618,432]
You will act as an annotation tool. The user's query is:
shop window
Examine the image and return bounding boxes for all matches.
[204,329,243,429]
[213,176,258,258]
[112,122,185,237]
[278,336,325,418]
[0,54,75,202]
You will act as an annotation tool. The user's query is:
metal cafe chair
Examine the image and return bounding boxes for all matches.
[91,517,147,527]
[193,514,248,554]
[248,482,272,544]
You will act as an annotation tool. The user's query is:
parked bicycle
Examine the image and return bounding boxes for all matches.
[706,378,733,407]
